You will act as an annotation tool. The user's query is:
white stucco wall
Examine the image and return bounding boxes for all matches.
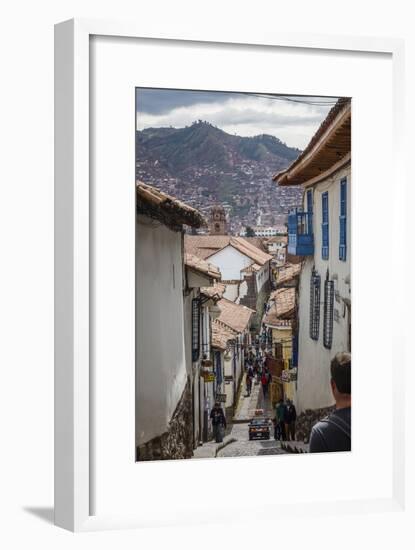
[136,216,187,446]
[296,164,351,412]
[208,245,252,281]
[223,282,239,301]
[237,280,248,302]
[255,263,270,292]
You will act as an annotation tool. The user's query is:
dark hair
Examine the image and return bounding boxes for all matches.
[330,352,351,394]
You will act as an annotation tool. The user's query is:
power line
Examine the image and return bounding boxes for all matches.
[236,92,348,107]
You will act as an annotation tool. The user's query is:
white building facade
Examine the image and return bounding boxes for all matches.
[296,163,351,411]
[274,99,351,413]
[135,182,207,460]
[183,257,222,447]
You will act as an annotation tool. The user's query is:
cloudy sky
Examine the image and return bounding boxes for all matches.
[136,88,341,150]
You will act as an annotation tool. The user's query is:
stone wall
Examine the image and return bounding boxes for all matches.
[239,274,270,331]
[136,379,194,461]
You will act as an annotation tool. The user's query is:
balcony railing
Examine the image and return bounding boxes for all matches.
[287,210,314,256]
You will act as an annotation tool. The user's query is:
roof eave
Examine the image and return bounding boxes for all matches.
[273,100,351,187]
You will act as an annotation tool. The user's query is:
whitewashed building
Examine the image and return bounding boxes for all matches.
[183,254,222,447]
[211,298,254,410]
[274,99,351,413]
[184,235,272,329]
[135,182,207,460]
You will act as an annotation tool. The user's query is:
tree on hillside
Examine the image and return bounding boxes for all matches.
[245,226,255,237]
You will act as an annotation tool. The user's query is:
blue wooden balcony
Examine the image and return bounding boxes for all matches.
[287,210,314,256]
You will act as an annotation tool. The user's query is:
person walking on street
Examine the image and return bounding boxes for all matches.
[261,369,270,399]
[275,398,287,440]
[253,361,260,384]
[210,402,227,443]
[309,352,351,453]
[246,370,253,396]
[284,399,297,441]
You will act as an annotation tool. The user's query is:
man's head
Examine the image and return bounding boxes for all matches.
[214,402,220,408]
[330,352,351,406]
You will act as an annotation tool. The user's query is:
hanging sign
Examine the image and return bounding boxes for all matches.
[202,372,216,382]
[215,393,227,403]
[289,368,298,381]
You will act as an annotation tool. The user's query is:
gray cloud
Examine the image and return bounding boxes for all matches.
[136,88,235,115]
[136,88,340,149]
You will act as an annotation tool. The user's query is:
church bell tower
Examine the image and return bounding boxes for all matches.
[208,205,228,235]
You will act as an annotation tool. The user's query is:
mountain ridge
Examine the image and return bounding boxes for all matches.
[135,120,303,233]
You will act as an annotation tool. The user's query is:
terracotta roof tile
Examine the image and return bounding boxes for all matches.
[200,282,227,300]
[276,263,302,285]
[211,319,236,350]
[137,181,206,229]
[216,298,255,333]
[184,253,221,280]
[273,98,351,186]
[184,235,272,267]
[269,287,296,319]
[228,237,273,266]
[263,308,292,329]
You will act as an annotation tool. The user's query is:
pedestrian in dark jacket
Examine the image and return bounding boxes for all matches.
[275,398,286,440]
[284,399,297,441]
[261,370,270,398]
[246,370,253,396]
[210,402,227,443]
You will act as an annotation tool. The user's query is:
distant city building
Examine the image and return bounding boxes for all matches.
[239,226,287,238]
[208,205,228,235]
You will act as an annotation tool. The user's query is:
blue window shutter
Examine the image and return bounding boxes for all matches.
[292,333,299,367]
[307,189,313,234]
[322,192,329,259]
[339,178,347,261]
[215,350,222,385]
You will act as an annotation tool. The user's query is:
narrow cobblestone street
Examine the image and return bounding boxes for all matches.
[217,422,286,457]
[217,373,287,457]
[192,372,289,459]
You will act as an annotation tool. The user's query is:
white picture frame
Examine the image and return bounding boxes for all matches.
[54,18,406,532]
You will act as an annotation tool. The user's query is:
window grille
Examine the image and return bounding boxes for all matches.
[309,270,321,341]
[323,278,335,349]
[191,298,200,362]
[322,192,329,259]
[339,178,347,261]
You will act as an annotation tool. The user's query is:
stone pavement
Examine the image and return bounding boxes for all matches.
[192,434,237,459]
[214,374,288,458]
[217,421,287,457]
[281,440,309,453]
[193,373,294,459]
